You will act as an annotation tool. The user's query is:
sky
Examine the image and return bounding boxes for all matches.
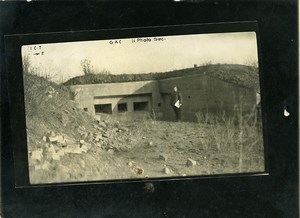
[22,31,258,83]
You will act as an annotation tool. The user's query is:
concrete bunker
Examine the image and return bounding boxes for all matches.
[69,73,257,122]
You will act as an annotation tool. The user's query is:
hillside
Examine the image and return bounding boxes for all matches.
[64,64,260,91]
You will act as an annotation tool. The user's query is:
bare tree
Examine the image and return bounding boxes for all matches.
[80,59,94,75]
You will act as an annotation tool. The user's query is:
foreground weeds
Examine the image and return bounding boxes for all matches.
[196,104,263,173]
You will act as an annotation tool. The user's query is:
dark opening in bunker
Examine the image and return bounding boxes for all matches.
[118,103,127,113]
[134,101,149,111]
[94,104,112,114]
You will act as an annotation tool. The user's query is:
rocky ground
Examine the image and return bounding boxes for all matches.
[28,118,265,184]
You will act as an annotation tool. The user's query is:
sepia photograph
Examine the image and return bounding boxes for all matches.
[22,31,265,184]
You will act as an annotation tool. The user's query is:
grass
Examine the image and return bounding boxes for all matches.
[196,102,262,173]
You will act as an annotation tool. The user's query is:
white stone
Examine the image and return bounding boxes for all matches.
[186,158,197,166]
[163,166,171,174]
[31,149,43,161]
[81,145,88,153]
[127,161,135,167]
[48,135,65,144]
[52,153,60,161]
[42,136,47,142]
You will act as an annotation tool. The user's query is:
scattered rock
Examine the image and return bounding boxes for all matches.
[48,135,65,144]
[148,141,153,146]
[107,149,114,154]
[81,145,89,153]
[31,149,43,161]
[98,121,107,128]
[112,128,119,132]
[127,161,135,167]
[159,154,168,161]
[52,153,60,161]
[57,149,65,157]
[181,173,187,177]
[41,161,50,170]
[48,131,56,137]
[64,144,82,154]
[94,134,102,142]
[186,158,197,167]
[79,140,85,145]
[163,166,171,174]
[114,121,120,128]
[142,137,146,139]
[42,136,47,142]
[119,127,129,132]
[95,143,101,148]
[46,144,56,154]
[135,167,144,175]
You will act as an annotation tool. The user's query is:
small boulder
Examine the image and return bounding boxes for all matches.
[52,153,60,161]
[31,149,43,161]
[48,135,65,144]
[46,144,56,154]
[148,141,153,146]
[186,158,197,167]
[81,145,89,153]
[159,154,168,161]
[163,166,171,174]
[127,161,135,167]
[42,136,47,142]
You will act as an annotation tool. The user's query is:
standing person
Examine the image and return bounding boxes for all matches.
[170,86,183,121]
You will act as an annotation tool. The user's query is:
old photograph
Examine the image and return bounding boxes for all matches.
[22,31,265,184]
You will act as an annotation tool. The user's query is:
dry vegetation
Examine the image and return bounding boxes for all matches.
[64,63,259,91]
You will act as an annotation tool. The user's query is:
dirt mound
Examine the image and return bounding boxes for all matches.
[64,64,259,91]
[24,73,135,184]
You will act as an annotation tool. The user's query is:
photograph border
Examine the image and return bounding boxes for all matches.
[5,21,268,187]
[1,1,298,217]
